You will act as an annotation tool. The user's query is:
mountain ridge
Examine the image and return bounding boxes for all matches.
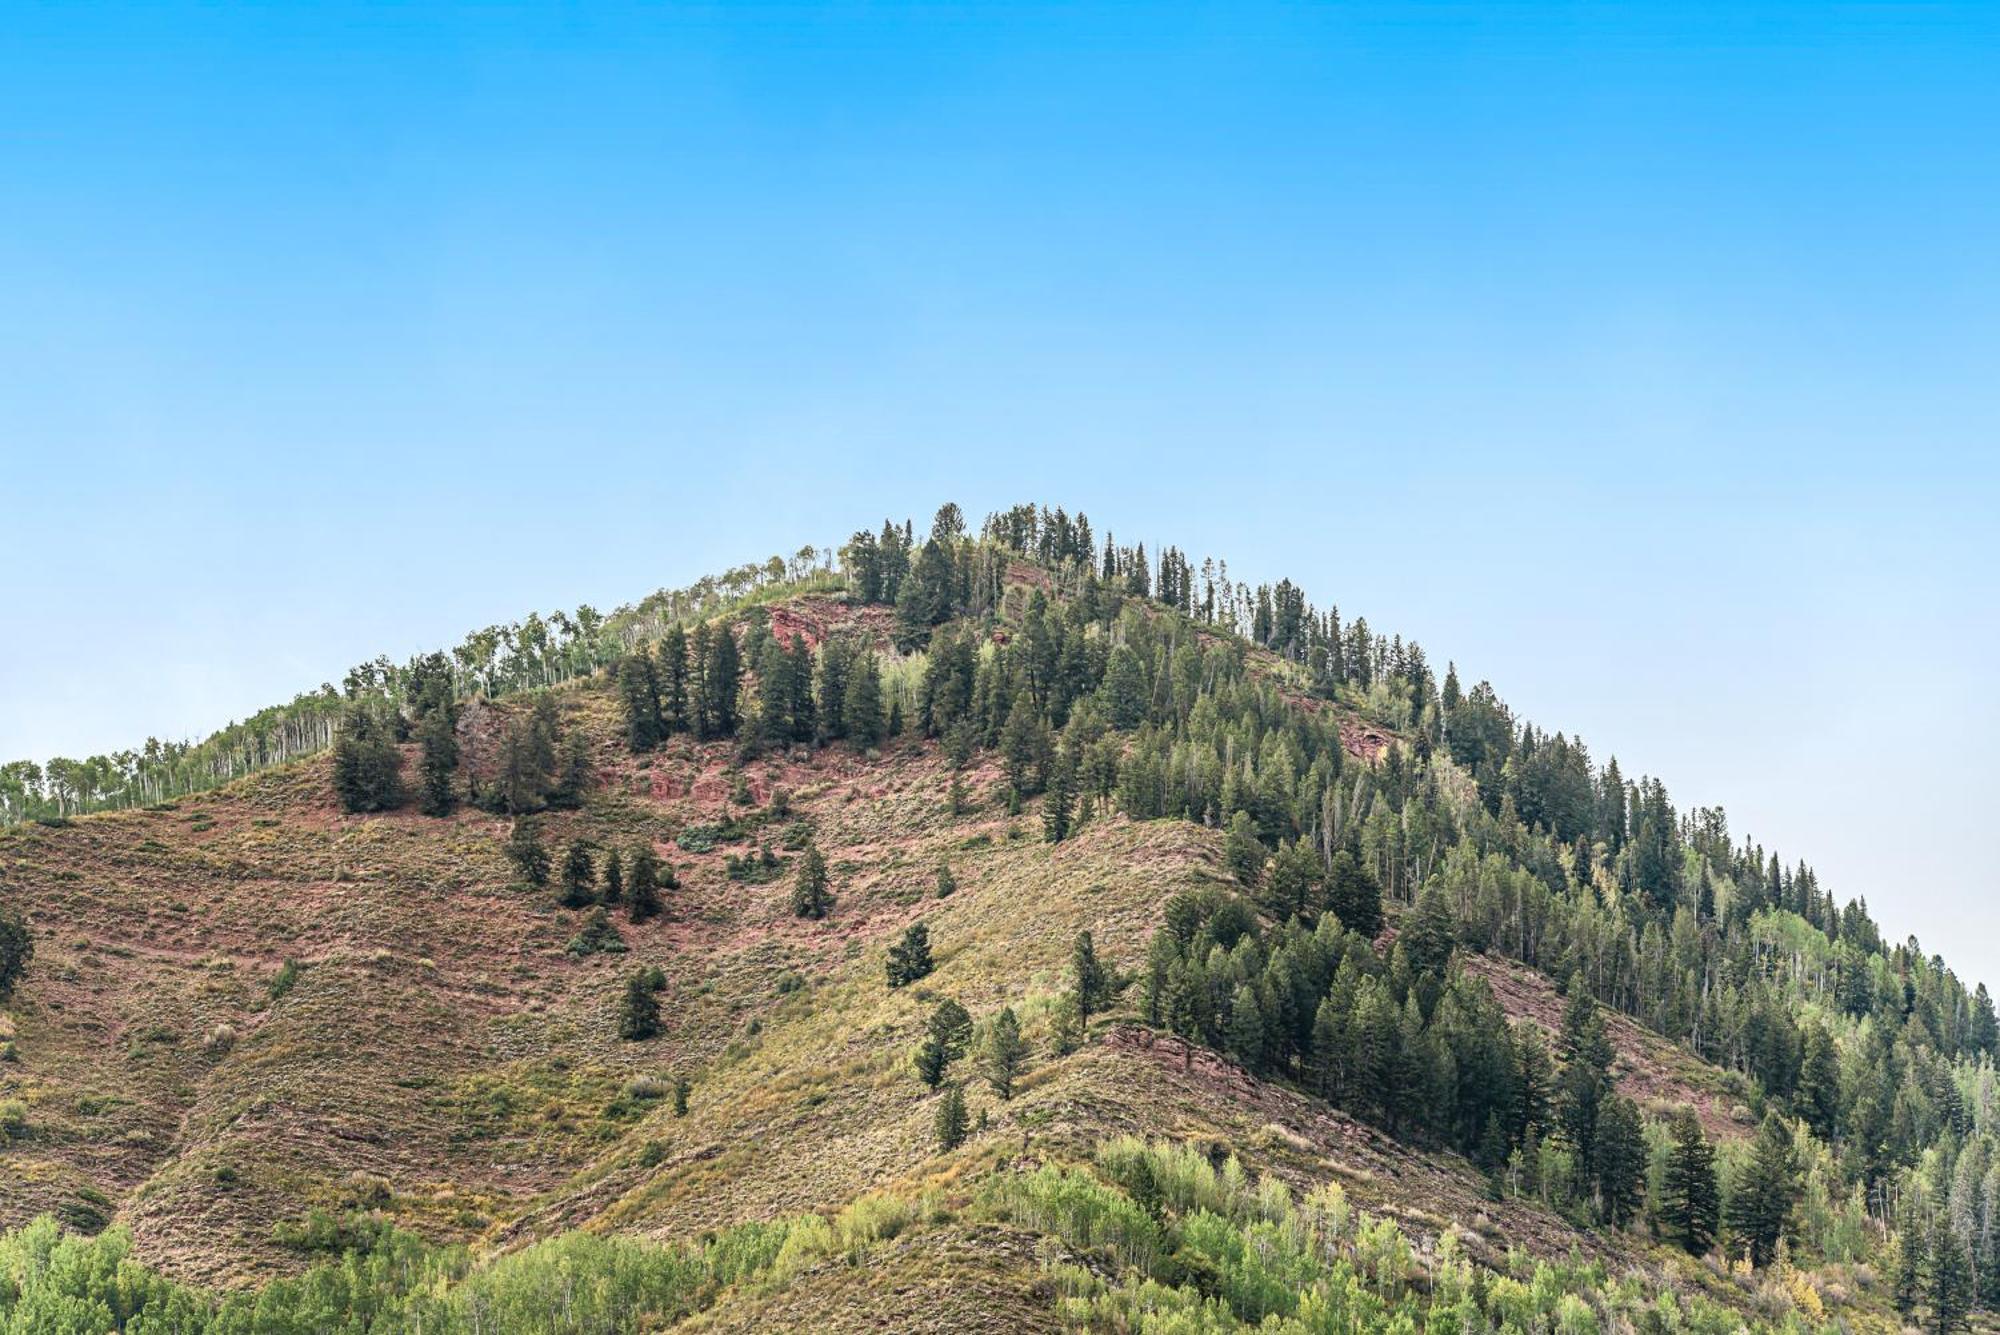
[0,502,1988,1332]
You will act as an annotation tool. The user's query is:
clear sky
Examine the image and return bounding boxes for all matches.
[3,4,1996,979]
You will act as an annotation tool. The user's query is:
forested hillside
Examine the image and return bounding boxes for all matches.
[1,501,1992,1333]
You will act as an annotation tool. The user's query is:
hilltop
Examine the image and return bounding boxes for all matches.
[0,503,1991,1332]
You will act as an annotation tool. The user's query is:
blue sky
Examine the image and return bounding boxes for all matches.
[3,3,1997,977]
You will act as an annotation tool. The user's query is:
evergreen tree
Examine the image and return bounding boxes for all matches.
[1557,979,1615,1155]
[1896,1198,1930,1318]
[930,996,973,1061]
[791,845,831,919]
[1227,983,1266,1070]
[1402,882,1457,974]
[1593,1095,1647,1227]
[934,863,957,898]
[1326,850,1384,938]
[1796,1022,1840,1138]
[886,921,934,988]
[1071,930,1111,1026]
[1049,992,1085,1055]
[913,1033,950,1088]
[1662,1108,1720,1255]
[998,692,1049,796]
[1513,1026,1554,1143]
[1928,1215,1975,1334]
[0,908,32,1001]
[618,648,666,751]
[658,625,691,734]
[1261,838,1322,922]
[415,702,459,817]
[934,1082,969,1152]
[693,622,742,740]
[549,729,592,809]
[981,1006,1025,1099]
[332,703,403,813]
[627,845,662,922]
[507,819,551,888]
[844,653,883,751]
[600,849,624,906]
[1224,811,1264,888]
[560,840,596,909]
[1727,1114,1799,1266]
[673,1075,691,1117]
[618,969,661,1041]
[1100,645,1148,730]
[1042,749,1076,843]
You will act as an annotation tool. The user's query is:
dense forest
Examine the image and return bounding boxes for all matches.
[5,500,1995,1331]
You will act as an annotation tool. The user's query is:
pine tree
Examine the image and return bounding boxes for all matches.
[659,625,691,734]
[934,863,957,898]
[1796,1022,1840,1138]
[1896,1198,1930,1317]
[0,908,32,1002]
[1402,882,1457,975]
[998,692,1048,796]
[1071,930,1110,1026]
[913,1034,950,1088]
[415,703,459,816]
[934,1083,969,1152]
[618,648,666,751]
[1593,1095,1647,1227]
[1226,983,1266,1071]
[672,1075,691,1117]
[791,845,830,919]
[1928,1216,1975,1334]
[844,653,883,751]
[1662,1107,1720,1255]
[1049,993,1084,1055]
[886,921,934,988]
[600,849,624,906]
[1726,1113,1799,1266]
[981,1007,1025,1099]
[627,845,662,921]
[618,969,660,1041]
[1100,645,1147,729]
[1224,811,1264,888]
[560,840,596,909]
[1557,978,1615,1155]
[1042,749,1076,843]
[507,820,551,888]
[1261,838,1322,922]
[332,703,403,813]
[549,729,592,809]
[1326,850,1384,938]
[929,997,973,1061]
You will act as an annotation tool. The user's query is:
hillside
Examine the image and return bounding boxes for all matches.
[0,504,1987,1332]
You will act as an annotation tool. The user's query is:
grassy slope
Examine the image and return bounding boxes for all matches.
[0,588,1795,1323]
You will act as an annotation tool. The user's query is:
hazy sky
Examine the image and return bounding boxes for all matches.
[3,4,1996,980]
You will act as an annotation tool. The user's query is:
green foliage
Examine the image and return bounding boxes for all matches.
[331,703,403,813]
[566,908,627,957]
[0,909,32,1001]
[933,1083,968,1152]
[627,844,663,921]
[1662,1107,1720,1255]
[267,956,302,1004]
[1726,1114,1799,1266]
[790,845,830,919]
[618,969,661,1041]
[505,818,550,888]
[559,840,597,909]
[885,921,934,989]
[981,1006,1025,1099]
